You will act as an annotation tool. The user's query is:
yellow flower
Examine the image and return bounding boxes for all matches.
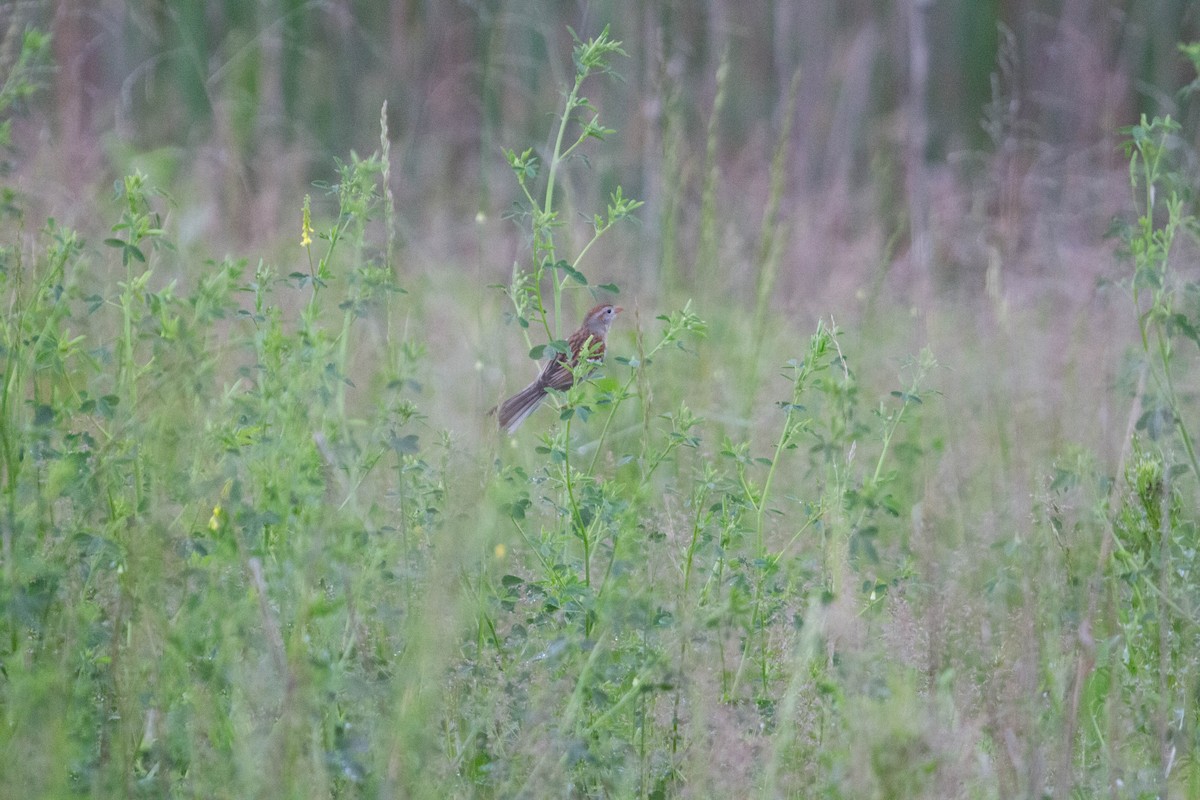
[208,505,223,531]
[301,194,314,247]
[493,543,507,560]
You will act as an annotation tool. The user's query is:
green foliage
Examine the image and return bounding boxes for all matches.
[0,105,430,798]
[0,27,51,151]
[7,21,1200,800]
[500,25,641,346]
[1083,104,1200,796]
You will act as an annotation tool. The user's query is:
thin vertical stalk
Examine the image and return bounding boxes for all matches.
[697,46,729,292]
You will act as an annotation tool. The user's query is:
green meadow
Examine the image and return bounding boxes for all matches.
[2,8,1199,799]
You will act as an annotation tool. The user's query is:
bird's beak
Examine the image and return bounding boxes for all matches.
[614,306,624,314]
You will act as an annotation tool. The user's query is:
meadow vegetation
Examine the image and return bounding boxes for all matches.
[2,15,1200,800]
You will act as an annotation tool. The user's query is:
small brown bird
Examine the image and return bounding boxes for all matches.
[496,303,623,434]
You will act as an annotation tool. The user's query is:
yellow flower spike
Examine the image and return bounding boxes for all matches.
[301,194,314,248]
[209,479,234,531]
[493,543,507,560]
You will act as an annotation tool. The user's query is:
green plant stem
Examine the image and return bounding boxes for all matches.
[1156,476,1172,789]
[119,260,138,409]
[570,224,608,276]
[733,397,801,700]
[542,75,584,339]
[1153,327,1200,482]
[562,415,590,592]
[586,321,687,475]
[753,408,793,557]
[585,373,634,475]
[682,485,710,598]
[771,511,821,567]
[872,395,912,488]
[583,668,651,735]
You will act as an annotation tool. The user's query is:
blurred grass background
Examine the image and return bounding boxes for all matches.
[13,0,1200,429]
[18,1,1200,294]
[2,1,1200,798]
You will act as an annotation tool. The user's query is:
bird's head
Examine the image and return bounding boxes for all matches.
[583,303,623,336]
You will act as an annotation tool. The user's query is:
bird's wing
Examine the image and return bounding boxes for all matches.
[540,355,574,392]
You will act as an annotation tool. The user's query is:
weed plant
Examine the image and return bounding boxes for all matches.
[2,24,1200,800]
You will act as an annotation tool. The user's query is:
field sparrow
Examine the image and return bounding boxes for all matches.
[496,303,623,434]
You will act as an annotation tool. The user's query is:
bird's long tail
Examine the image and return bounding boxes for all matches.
[497,381,546,434]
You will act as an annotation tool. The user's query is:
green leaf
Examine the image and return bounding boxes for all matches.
[1167,312,1200,349]
[388,433,420,454]
[32,404,54,426]
[1135,407,1174,439]
[97,395,120,419]
[590,376,619,392]
[551,260,587,285]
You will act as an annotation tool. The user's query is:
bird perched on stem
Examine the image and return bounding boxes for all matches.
[495,303,622,434]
